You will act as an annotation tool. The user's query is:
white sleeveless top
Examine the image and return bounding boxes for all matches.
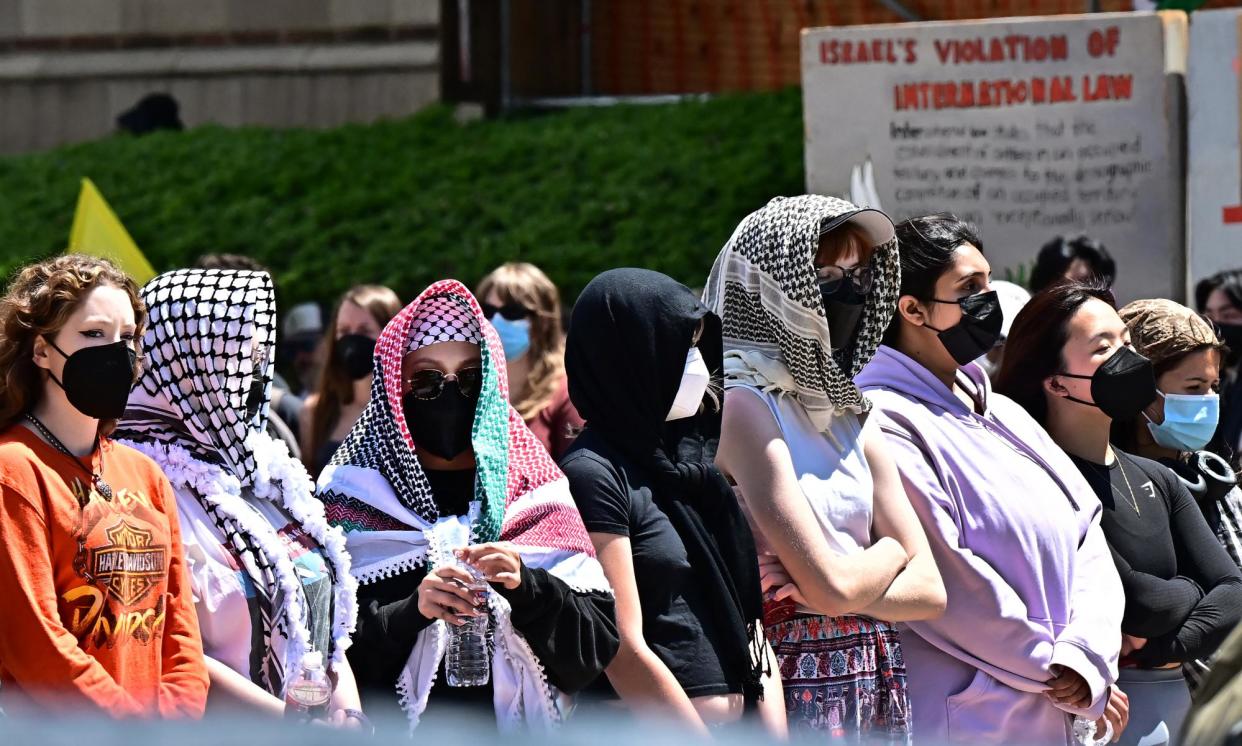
[732,384,874,556]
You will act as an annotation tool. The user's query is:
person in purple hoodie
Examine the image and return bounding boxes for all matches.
[855,214,1128,745]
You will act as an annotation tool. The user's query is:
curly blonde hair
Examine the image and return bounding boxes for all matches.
[0,254,147,434]
[476,262,566,421]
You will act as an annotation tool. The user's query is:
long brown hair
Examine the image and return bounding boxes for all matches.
[305,285,401,469]
[993,280,1116,425]
[0,254,147,435]
[476,263,566,421]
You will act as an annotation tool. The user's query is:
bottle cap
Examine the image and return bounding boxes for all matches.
[302,651,324,669]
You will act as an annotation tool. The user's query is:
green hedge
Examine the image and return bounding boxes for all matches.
[0,88,804,308]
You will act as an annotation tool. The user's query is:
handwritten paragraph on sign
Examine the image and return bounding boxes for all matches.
[889,117,1152,232]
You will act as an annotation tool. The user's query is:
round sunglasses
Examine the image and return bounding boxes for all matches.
[816,264,874,295]
[405,367,484,400]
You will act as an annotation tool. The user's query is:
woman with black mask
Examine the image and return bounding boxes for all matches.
[706,197,945,742]
[0,256,208,717]
[116,269,364,726]
[560,268,785,736]
[997,281,1242,746]
[857,216,1126,745]
[301,285,401,479]
[317,280,618,732]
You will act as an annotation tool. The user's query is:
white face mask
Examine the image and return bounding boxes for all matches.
[666,347,711,421]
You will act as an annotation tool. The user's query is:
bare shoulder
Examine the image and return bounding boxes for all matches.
[719,387,788,480]
[722,387,781,439]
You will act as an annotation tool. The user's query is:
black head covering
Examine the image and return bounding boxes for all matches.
[566,268,765,708]
[567,268,723,449]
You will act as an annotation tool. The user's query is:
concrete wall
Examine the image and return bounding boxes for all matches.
[0,42,439,153]
[0,1,438,39]
[0,0,440,154]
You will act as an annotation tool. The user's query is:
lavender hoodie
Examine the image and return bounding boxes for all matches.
[856,346,1123,745]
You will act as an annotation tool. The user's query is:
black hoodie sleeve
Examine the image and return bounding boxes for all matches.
[347,565,435,693]
[494,563,619,693]
[1131,462,1242,666]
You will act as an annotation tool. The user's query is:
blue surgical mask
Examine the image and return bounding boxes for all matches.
[1146,391,1220,452]
[490,315,531,361]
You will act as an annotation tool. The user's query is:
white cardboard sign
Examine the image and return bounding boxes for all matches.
[803,12,1186,302]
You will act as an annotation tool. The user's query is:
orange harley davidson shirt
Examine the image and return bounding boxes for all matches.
[0,424,207,718]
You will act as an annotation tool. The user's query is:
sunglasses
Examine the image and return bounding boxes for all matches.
[816,264,874,295]
[480,302,531,321]
[405,367,484,400]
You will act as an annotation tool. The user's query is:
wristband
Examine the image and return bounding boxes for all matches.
[342,708,374,735]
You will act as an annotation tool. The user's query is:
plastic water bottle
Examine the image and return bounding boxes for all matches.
[1073,715,1114,746]
[284,650,332,722]
[445,564,491,687]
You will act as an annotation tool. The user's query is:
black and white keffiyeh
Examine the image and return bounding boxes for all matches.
[119,269,275,484]
[115,269,356,695]
[704,195,900,428]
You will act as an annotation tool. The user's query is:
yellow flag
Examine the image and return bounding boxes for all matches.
[67,178,157,284]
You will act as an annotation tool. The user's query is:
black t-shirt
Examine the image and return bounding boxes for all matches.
[1069,448,1242,666]
[560,429,735,698]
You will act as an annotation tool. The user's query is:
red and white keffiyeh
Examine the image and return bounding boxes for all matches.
[317,279,607,731]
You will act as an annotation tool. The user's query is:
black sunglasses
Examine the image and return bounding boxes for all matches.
[405,367,484,400]
[481,302,531,321]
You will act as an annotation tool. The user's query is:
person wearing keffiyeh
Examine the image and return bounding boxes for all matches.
[316,280,618,733]
[114,269,363,725]
[706,195,946,742]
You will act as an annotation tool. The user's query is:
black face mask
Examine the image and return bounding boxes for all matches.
[335,334,376,381]
[820,281,866,352]
[925,290,1003,367]
[403,381,477,460]
[1058,345,1157,421]
[45,338,137,420]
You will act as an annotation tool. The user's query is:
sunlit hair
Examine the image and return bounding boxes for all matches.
[0,254,146,435]
[306,284,402,471]
[817,222,876,267]
[476,262,566,421]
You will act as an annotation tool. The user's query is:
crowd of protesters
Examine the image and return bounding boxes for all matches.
[2,198,1241,746]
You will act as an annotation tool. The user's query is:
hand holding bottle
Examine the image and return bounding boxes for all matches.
[417,565,486,625]
[456,542,524,590]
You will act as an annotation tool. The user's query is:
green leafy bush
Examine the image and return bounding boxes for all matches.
[0,88,804,308]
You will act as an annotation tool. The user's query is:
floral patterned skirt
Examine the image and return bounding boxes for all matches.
[765,611,911,743]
